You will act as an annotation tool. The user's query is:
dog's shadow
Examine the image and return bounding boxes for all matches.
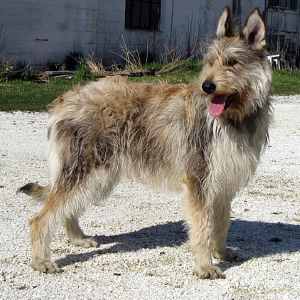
[56,219,300,270]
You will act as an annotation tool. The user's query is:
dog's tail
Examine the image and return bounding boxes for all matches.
[17,183,49,202]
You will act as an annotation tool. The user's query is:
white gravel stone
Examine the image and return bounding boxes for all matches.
[0,96,299,299]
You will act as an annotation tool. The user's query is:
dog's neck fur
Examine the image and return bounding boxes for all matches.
[201,98,272,201]
[222,102,271,139]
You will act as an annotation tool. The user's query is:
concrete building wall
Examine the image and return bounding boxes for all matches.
[0,0,167,65]
[163,0,229,53]
[0,0,99,64]
[97,0,162,64]
[241,0,265,20]
[0,0,280,66]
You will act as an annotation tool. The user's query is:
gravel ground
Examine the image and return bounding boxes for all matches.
[0,96,300,300]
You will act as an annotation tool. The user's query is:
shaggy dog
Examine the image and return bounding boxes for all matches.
[19,7,272,279]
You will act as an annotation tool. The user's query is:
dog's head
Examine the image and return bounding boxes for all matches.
[200,7,272,122]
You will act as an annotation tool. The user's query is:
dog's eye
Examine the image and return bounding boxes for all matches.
[205,56,215,66]
[226,58,238,67]
[205,59,213,66]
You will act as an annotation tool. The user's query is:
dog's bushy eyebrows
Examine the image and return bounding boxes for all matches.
[206,39,265,66]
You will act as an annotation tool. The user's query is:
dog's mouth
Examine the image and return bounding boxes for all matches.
[208,93,237,118]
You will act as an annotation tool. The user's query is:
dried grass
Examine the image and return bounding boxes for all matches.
[86,56,106,77]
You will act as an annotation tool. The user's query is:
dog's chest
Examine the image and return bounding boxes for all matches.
[207,128,261,198]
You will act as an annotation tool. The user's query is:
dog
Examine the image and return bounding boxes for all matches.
[18,7,272,279]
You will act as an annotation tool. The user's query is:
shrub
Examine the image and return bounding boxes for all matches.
[64,52,83,70]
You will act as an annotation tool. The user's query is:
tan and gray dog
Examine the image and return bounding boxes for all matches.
[19,7,272,279]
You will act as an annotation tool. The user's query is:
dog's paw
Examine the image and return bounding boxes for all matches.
[69,237,97,248]
[214,247,241,262]
[193,265,225,280]
[31,259,62,274]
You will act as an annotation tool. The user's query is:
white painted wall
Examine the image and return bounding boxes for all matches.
[96,0,161,64]
[0,0,99,64]
[99,0,232,62]
[163,0,229,53]
[0,0,278,66]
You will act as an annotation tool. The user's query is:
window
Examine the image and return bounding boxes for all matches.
[290,0,298,9]
[268,0,287,8]
[125,0,161,31]
[268,0,298,10]
[232,0,241,17]
[232,0,241,27]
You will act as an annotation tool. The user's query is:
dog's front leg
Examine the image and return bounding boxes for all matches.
[212,198,239,263]
[183,176,225,279]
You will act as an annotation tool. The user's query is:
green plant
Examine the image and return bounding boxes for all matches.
[0,60,13,81]
[73,60,94,81]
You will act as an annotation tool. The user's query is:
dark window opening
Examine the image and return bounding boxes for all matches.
[290,0,298,10]
[125,0,161,31]
[232,0,242,27]
[232,0,241,17]
[268,0,298,10]
[268,0,280,7]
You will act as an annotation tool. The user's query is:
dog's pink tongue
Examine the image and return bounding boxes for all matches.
[208,96,226,118]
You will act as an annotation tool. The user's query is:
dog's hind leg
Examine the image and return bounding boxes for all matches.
[63,169,120,249]
[64,216,97,248]
[30,190,65,273]
[183,176,225,280]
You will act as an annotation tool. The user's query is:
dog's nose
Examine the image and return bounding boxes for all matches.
[202,81,216,94]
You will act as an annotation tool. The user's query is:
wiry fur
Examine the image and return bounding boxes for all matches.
[19,8,272,279]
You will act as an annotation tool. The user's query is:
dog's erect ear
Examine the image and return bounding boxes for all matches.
[216,7,233,39]
[242,9,266,50]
